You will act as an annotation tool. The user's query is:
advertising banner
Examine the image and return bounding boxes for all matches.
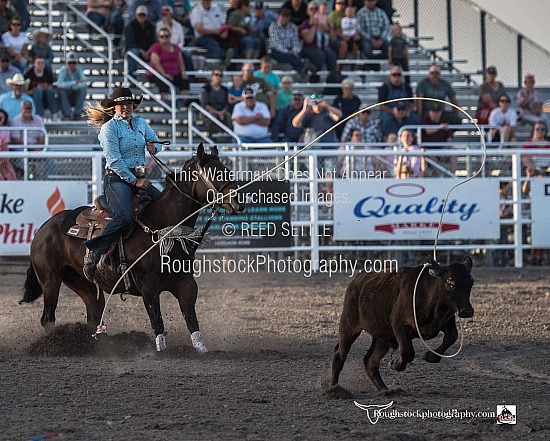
[0,182,88,255]
[530,178,550,247]
[333,179,500,240]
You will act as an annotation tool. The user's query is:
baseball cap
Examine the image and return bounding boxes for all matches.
[242,87,256,98]
[136,5,148,15]
[255,1,265,9]
[524,72,535,81]
[486,66,497,75]
[395,102,407,110]
[359,103,371,113]
[66,52,77,62]
[292,90,304,98]
[430,103,442,111]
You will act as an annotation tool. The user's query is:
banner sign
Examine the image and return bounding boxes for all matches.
[197,180,292,249]
[333,179,500,240]
[530,178,550,247]
[0,182,88,255]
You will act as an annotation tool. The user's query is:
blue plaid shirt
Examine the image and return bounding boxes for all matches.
[99,114,161,182]
[268,20,302,54]
[341,117,381,143]
[356,6,390,41]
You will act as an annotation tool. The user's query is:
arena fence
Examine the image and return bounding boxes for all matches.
[1,145,548,269]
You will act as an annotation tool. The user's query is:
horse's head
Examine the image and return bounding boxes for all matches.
[176,143,244,214]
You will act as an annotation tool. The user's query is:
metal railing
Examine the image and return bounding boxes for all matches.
[187,102,240,145]
[2,126,49,180]
[394,0,550,88]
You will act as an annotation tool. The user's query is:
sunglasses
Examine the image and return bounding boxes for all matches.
[11,22,21,26]
[137,13,146,16]
[429,71,440,75]
[282,81,292,84]
[499,99,510,103]
[212,72,222,76]
[159,34,170,38]
[68,61,77,64]
[335,2,345,4]
[245,68,255,72]
[535,127,546,132]
[391,72,402,77]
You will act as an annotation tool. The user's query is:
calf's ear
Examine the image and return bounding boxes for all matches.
[462,255,473,273]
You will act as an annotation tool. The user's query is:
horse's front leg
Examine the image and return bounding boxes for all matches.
[172,275,207,353]
[142,290,166,351]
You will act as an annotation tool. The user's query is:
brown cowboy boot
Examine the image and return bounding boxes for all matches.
[83,252,97,282]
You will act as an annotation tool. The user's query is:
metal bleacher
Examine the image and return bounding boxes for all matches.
[29,0,487,146]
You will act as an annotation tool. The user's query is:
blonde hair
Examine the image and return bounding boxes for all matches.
[85,101,115,128]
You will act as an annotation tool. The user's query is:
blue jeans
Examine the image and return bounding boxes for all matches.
[195,35,224,59]
[270,49,305,72]
[301,46,337,72]
[86,11,106,28]
[58,87,87,117]
[85,174,161,262]
[238,135,273,144]
[31,87,58,116]
[361,39,388,59]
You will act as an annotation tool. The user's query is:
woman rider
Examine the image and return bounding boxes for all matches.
[83,87,162,282]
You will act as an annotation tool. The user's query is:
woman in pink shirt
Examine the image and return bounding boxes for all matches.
[148,27,189,102]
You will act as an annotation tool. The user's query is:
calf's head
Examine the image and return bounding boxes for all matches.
[430,255,474,318]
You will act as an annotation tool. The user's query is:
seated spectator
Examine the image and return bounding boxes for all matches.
[0,108,16,180]
[357,0,390,59]
[488,93,517,144]
[124,5,157,76]
[388,23,409,83]
[156,5,194,73]
[269,8,309,78]
[381,101,415,142]
[24,56,58,117]
[395,129,425,178]
[378,65,414,122]
[0,0,14,35]
[148,27,189,102]
[421,102,456,176]
[332,79,361,138]
[0,53,20,93]
[341,103,381,143]
[254,56,280,89]
[199,69,231,128]
[29,28,54,73]
[281,0,308,26]
[271,90,305,142]
[0,73,35,120]
[416,64,461,124]
[275,76,293,111]
[86,0,111,29]
[328,0,347,59]
[55,53,87,119]
[338,129,385,175]
[190,0,233,66]
[516,73,542,118]
[292,93,341,146]
[105,0,128,44]
[166,0,192,27]
[232,86,273,144]
[251,1,277,42]
[9,0,30,31]
[228,0,262,59]
[1,17,29,72]
[522,122,550,175]
[477,65,506,124]
[129,0,163,23]
[241,62,275,119]
[10,100,45,146]
[341,6,360,60]
[228,74,244,110]
[299,2,337,74]
[522,102,550,128]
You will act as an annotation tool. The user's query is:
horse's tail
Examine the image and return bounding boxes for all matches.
[20,263,43,304]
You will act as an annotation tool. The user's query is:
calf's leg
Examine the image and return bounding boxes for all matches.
[423,316,458,363]
[331,330,361,386]
[364,337,392,392]
[390,324,415,371]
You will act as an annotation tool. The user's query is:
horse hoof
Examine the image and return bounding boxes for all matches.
[155,334,167,351]
[191,331,208,353]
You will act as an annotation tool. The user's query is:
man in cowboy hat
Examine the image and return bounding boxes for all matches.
[0,72,35,120]
[83,87,162,282]
[55,52,88,120]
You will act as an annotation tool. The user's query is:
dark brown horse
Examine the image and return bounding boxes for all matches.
[20,144,243,352]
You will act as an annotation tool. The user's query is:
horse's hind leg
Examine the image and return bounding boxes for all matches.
[63,269,105,328]
[172,276,207,353]
[35,268,64,334]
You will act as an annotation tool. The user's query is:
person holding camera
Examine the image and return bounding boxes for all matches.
[292,93,342,146]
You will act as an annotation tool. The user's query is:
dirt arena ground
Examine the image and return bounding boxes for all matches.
[0,259,548,441]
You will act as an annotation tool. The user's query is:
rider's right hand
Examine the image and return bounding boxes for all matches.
[132,178,152,190]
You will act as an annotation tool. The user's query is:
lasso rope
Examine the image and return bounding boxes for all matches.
[94,97,487,353]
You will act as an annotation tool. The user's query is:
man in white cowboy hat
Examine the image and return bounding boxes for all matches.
[29,27,54,73]
[55,52,88,120]
[0,72,35,120]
